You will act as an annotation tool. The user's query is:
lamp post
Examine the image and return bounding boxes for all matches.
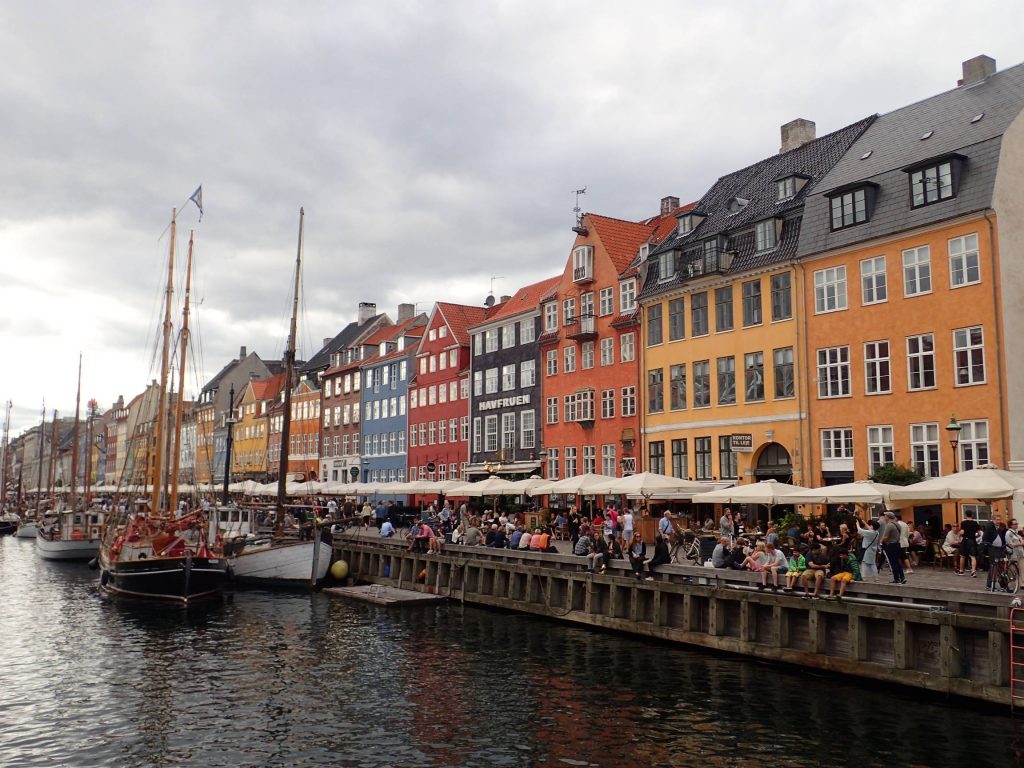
[946,414,963,524]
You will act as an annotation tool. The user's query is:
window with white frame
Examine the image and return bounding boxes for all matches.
[520,410,535,449]
[520,359,536,388]
[573,245,593,281]
[620,279,637,313]
[959,420,989,471]
[602,444,616,476]
[902,246,932,296]
[502,364,516,391]
[461,416,469,441]
[601,388,615,418]
[502,324,515,349]
[621,386,636,417]
[563,298,576,324]
[864,340,891,395]
[580,292,594,318]
[546,349,558,376]
[576,389,595,421]
[961,502,992,522]
[657,250,676,281]
[754,219,778,252]
[867,425,894,473]
[484,329,499,353]
[777,176,797,201]
[563,345,576,373]
[821,428,854,459]
[449,418,457,443]
[910,423,940,478]
[544,302,558,332]
[473,371,483,396]
[949,233,980,287]
[485,367,499,394]
[484,415,498,452]
[860,256,887,304]
[564,446,577,477]
[910,160,954,207]
[546,396,558,424]
[502,412,516,450]
[621,332,635,362]
[520,319,535,344]
[461,379,469,399]
[906,333,936,390]
[599,287,614,316]
[583,445,596,474]
[437,418,446,443]
[547,448,560,480]
[953,326,985,385]
[581,341,595,369]
[563,394,577,423]
[814,266,847,313]
[600,337,614,366]
[817,346,851,398]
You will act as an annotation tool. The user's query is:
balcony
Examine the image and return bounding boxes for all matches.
[572,264,593,283]
[681,244,733,278]
[564,313,597,341]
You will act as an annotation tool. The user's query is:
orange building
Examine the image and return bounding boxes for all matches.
[540,200,678,480]
[267,377,321,481]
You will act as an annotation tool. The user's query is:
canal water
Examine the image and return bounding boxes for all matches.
[1,537,1020,768]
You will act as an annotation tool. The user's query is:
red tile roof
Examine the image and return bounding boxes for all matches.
[587,202,697,277]
[468,275,561,327]
[435,302,493,346]
[251,372,287,401]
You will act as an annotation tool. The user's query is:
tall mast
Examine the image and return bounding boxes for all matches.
[84,401,95,505]
[34,401,45,519]
[47,410,58,499]
[170,231,194,514]
[70,355,82,510]
[277,207,304,513]
[151,208,177,514]
[0,400,10,510]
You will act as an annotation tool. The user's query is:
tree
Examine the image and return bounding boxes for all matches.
[869,463,923,487]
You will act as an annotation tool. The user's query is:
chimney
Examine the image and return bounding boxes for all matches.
[500,295,511,303]
[357,302,377,323]
[239,345,247,360]
[397,303,415,322]
[660,196,680,215]
[322,337,331,348]
[780,118,816,153]
[959,55,996,87]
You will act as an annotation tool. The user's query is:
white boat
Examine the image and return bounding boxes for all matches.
[15,520,38,539]
[228,536,332,586]
[36,510,104,561]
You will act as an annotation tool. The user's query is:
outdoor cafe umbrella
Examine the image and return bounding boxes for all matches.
[602,472,713,499]
[692,479,807,505]
[888,465,1024,501]
[444,475,520,497]
[777,479,905,507]
[530,472,618,497]
[503,475,548,495]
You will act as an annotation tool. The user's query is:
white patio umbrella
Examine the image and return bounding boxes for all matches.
[398,479,467,495]
[531,472,619,496]
[692,479,807,505]
[602,472,713,499]
[777,480,905,506]
[503,476,548,495]
[320,481,355,495]
[445,475,520,497]
[888,465,1024,501]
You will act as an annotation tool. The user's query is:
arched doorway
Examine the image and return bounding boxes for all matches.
[754,442,793,483]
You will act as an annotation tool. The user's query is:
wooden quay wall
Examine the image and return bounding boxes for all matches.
[333,534,1013,706]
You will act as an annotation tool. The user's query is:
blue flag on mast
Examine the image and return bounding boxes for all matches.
[189,186,203,221]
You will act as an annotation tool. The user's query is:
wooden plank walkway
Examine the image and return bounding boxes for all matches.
[323,584,446,606]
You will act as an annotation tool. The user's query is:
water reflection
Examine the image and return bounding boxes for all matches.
[2,537,1022,767]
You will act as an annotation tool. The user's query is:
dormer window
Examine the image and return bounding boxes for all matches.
[827,183,878,231]
[905,155,964,208]
[677,215,693,235]
[657,250,676,282]
[775,174,809,202]
[638,243,650,260]
[572,245,594,282]
[728,197,749,214]
[754,219,779,252]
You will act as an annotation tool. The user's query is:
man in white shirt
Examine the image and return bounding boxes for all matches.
[380,519,395,538]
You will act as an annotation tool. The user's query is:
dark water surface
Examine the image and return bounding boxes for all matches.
[1,537,1020,767]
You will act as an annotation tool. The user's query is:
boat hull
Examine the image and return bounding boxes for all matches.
[15,522,39,539]
[230,539,332,587]
[36,536,100,561]
[100,555,227,603]
[0,522,16,536]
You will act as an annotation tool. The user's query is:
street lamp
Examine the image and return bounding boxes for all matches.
[945,414,962,473]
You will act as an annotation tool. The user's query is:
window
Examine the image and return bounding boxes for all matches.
[502,324,515,349]
[657,250,676,281]
[717,356,736,405]
[563,345,576,373]
[600,337,614,366]
[691,292,709,336]
[544,302,558,332]
[599,287,614,316]
[906,333,935,390]
[860,256,887,305]
[693,360,711,407]
[583,445,596,475]
[949,233,980,287]
[829,188,868,229]
[719,435,737,480]
[744,352,764,402]
[864,340,891,395]
[450,418,457,442]
[502,413,516,450]
[671,439,687,478]
[814,266,847,313]
[547,448,560,480]
[909,160,954,207]
[428,422,435,445]
[621,386,636,417]
[564,447,577,477]
[754,219,777,252]
[565,395,576,423]
[581,341,595,369]
[580,292,594,318]
[563,298,576,324]
[817,346,851,398]
[484,415,498,452]
[959,420,989,471]
[575,389,595,421]
[602,444,616,476]
[501,364,516,391]
[777,176,797,201]
[694,437,712,480]
[546,397,558,424]
[953,326,985,385]
[770,273,791,321]
[520,319,535,344]
[620,333,635,362]
[601,388,615,419]
[669,364,686,410]
[648,441,665,474]
[647,304,663,345]
[520,359,536,387]
[902,246,932,296]
[546,349,558,376]
[910,423,940,478]
[867,425,894,474]
[438,352,447,371]
[461,415,469,441]
[715,287,733,332]
[484,329,499,353]
[620,279,637,312]
[647,368,664,413]
[573,245,594,281]
[821,428,854,459]
[678,214,694,235]
[461,379,469,399]
[485,367,499,394]
[668,298,685,341]
[742,280,762,326]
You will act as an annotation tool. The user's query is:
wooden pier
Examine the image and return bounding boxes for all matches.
[333,533,1014,706]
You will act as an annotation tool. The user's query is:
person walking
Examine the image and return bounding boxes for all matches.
[957,509,981,577]
[855,518,881,582]
[880,511,906,584]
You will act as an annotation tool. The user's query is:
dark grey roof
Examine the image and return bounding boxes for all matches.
[798,62,1024,257]
[642,116,874,297]
[300,314,388,374]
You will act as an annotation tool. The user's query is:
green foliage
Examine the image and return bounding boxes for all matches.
[869,463,923,487]
[773,508,807,534]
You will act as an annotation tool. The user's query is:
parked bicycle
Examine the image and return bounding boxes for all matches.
[989,552,1020,594]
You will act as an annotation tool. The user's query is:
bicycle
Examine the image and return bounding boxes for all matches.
[990,555,1020,594]
[670,528,702,565]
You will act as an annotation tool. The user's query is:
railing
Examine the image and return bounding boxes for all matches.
[682,244,733,277]
[565,313,597,340]
[572,265,593,283]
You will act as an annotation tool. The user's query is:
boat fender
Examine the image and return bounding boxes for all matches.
[87,557,99,570]
[331,560,349,580]
[100,570,109,586]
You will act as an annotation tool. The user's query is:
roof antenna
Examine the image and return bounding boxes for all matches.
[484,276,503,308]
[572,187,588,234]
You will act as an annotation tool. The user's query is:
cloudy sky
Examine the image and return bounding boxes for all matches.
[0,1,1020,435]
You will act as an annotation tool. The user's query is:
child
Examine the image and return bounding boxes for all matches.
[828,548,855,599]
[785,547,806,592]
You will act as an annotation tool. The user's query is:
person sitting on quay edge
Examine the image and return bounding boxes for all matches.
[491,525,507,550]
[380,518,395,539]
[785,547,807,592]
[509,524,524,550]
[462,519,483,546]
[606,533,624,565]
[738,541,768,574]
[801,543,830,598]
[530,528,554,553]
[646,533,671,580]
[827,548,855,600]
[711,536,731,569]
[574,528,593,564]
[760,541,788,591]
[627,531,647,580]
[518,528,533,551]
[587,534,609,574]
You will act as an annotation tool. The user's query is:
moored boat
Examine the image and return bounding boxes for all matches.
[15,520,39,539]
[36,509,103,560]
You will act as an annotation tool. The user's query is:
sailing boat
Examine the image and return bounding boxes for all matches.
[14,403,46,539]
[98,212,227,602]
[227,208,332,587]
[0,400,17,536]
[37,357,106,560]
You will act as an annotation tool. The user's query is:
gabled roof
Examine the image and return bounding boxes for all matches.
[587,214,660,275]
[468,275,561,329]
[434,302,493,346]
[250,372,287,403]
[300,313,389,374]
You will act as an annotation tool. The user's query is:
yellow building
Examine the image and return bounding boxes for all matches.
[231,374,284,480]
